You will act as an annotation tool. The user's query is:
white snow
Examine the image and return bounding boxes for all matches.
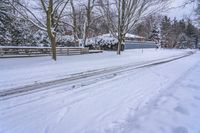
[86,33,144,46]
[0,49,190,91]
[57,35,75,43]
[112,52,200,133]
[124,33,144,39]
[86,34,118,46]
[0,49,200,133]
[100,33,144,39]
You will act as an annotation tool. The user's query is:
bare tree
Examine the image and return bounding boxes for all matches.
[99,0,169,55]
[66,0,99,46]
[195,0,200,23]
[81,0,97,47]
[8,0,70,60]
[69,0,79,45]
[169,0,195,9]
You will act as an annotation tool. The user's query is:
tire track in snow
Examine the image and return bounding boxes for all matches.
[0,51,194,100]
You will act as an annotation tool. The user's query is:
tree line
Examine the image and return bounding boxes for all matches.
[160,16,199,48]
[134,15,199,49]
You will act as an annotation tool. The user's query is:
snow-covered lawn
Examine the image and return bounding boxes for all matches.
[0,49,200,133]
[0,49,192,91]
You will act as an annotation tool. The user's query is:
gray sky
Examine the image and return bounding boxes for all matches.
[29,0,196,20]
[166,0,196,19]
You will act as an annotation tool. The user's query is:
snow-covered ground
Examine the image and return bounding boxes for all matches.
[0,49,192,91]
[0,49,200,133]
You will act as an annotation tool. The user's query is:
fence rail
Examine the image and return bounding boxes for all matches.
[0,46,89,57]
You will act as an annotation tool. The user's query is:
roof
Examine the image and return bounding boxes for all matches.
[125,33,145,39]
[99,33,144,39]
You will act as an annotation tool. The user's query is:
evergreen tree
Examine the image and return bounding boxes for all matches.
[185,19,198,38]
[160,16,171,48]
[195,0,200,26]
[150,24,160,43]
[179,19,186,33]
[0,0,37,46]
[10,19,36,46]
[33,30,49,46]
[0,0,13,45]
[170,18,181,47]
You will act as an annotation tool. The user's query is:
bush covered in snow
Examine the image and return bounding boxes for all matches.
[86,34,118,46]
[56,34,79,47]
[33,30,50,47]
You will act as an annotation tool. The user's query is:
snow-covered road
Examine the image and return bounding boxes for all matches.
[0,49,200,133]
[113,53,200,133]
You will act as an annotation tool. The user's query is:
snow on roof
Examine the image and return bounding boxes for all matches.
[125,33,144,39]
[100,33,144,39]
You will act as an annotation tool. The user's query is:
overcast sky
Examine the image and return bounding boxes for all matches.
[29,0,196,20]
[166,0,196,20]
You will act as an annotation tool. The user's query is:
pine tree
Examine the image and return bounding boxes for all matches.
[170,18,181,48]
[0,0,37,46]
[160,16,171,48]
[185,19,198,38]
[195,0,200,26]
[179,19,186,33]
[0,0,13,45]
[150,24,159,43]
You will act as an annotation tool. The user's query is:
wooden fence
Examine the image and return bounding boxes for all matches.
[0,46,89,57]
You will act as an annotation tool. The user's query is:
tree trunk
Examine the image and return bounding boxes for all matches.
[83,19,87,47]
[47,0,57,61]
[117,0,125,55]
[117,35,122,55]
[51,34,57,60]
[70,0,79,46]
[117,0,121,55]
[83,0,93,47]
